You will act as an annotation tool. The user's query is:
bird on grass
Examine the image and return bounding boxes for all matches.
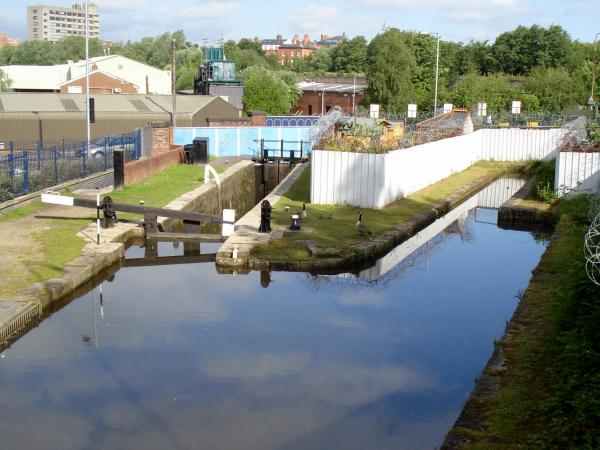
[356,212,372,237]
[298,202,307,219]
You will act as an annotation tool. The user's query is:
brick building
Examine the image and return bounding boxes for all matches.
[57,70,138,94]
[0,33,21,48]
[294,78,367,115]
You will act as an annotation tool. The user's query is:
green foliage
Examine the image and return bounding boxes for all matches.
[223,39,273,73]
[329,36,367,74]
[0,69,11,91]
[491,25,575,75]
[366,28,416,112]
[532,160,556,202]
[523,67,587,113]
[241,66,295,114]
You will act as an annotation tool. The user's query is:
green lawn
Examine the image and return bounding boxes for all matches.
[0,163,222,297]
[252,161,530,260]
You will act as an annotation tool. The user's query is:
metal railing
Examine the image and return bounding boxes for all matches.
[0,132,140,202]
[254,139,310,163]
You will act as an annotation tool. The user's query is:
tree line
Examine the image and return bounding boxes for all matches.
[0,25,597,115]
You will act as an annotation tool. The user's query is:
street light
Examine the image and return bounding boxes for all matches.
[422,32,440,116]
[85,0,90,158]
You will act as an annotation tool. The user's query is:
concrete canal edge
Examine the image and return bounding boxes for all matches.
[440,226,560,449]
[0,160,256,349]
[498,177,555,229]
[217,169,514,273]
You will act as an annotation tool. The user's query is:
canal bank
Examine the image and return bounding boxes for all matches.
[442,195,600,448]
[0,160,258,348]
[218,162,536,273]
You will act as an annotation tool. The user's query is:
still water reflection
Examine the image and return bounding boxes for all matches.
[0,179,546,450]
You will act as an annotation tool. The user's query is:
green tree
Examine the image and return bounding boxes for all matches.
[238,38,264,55]
[274,71,300,105]
[330,36,367,74]
[366,28,416,112]
[0,69,12,91]
[491,25,574,75]
[242,66,294,114]
[523,66,586,112]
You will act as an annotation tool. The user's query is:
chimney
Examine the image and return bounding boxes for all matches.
[276,34,283,40]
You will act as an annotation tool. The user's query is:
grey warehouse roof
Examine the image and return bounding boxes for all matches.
[0,93,223,114]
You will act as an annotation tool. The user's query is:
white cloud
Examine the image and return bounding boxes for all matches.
[175,2,237,19]
[95,0,148,11]
[290,5,342,34]
[566,0,600,14]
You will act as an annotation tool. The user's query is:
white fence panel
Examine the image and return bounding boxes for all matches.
[556,151,600,196]
[312,128,570,208]
[479,128,567,161]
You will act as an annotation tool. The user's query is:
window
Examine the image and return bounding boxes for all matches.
[308,104,313,115]
[33,34,38,38]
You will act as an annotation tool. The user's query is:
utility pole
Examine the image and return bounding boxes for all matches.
[85,0,91,155]
[434,33,440,116]
[172,38,177,127]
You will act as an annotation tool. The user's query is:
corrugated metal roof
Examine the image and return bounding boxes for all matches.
[298,81,367,93]
[0,93,220,114]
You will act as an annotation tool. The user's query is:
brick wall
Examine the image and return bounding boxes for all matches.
[206,113,266,127]
[124,147,183,186]
[294,91,364,115]
[152,127,171,154]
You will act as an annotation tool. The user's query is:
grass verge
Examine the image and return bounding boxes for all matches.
[457,194,600,449]
[251,160,530,261]
[0,163,220,297]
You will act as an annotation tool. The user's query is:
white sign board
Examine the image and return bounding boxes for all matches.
[68,85,83,94]
[369,104,380,119]
[512,100,522,114]
[407,104,417,119]
[477,102,487,116]
[443,103,453,114]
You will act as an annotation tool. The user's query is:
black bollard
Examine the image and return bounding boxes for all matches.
[258,200,272,233]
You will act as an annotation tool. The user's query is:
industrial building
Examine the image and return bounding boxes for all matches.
[1,55,172,95]
[0,93,238,142]
[27,3,100,42]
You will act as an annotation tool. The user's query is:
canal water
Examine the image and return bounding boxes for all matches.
[0,179,548,450]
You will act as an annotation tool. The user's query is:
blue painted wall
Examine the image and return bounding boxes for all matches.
[173,127,315,157]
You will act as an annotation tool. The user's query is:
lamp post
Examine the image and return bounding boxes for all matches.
[422,32,440,116]
[85,0,90,157]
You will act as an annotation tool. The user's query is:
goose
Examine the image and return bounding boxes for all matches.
[356,212,372,237]
[298,202,307,219]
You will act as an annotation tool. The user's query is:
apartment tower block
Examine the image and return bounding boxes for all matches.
[27,3,99,43]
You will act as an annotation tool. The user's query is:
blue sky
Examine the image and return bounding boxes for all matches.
[2,0,599,45]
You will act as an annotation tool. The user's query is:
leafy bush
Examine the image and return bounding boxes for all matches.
[532,160,556,202]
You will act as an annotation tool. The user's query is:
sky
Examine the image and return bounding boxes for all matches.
[1,0,599,45]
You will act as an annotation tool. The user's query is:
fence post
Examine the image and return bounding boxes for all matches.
[23,151,29,193]
[36,140,42,170]
[300,140,303,160]
[8,141,14,180]
[82,145,87,177]
[280,139,284,159]
[53,146,58,185]
[290,150,295,164]
[113,149,125,189]
[103,142,108,170]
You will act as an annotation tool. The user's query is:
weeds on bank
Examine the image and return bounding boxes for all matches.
[465,195,600,449]
[252,161,529,260]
